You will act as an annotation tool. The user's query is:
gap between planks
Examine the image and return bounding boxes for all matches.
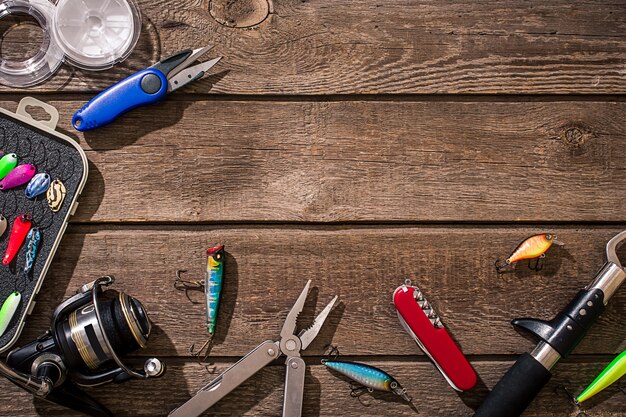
[62,222,626,231]
[1,92,625,103]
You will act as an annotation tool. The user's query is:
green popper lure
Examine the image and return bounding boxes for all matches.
[576,350,626,404]
[0,291,21,337]
[322,360,412,402]
[205,244,225,336]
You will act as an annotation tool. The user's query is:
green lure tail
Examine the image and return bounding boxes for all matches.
[576,350,626,404]
[0,291,21,337]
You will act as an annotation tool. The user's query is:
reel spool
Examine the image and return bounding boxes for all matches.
[0,0,141,87]
[0,276,164,416]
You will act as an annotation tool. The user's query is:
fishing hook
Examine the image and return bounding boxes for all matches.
[349,381,373,407]
[174,269,204,304]
[323,344,341,360]
[528,254,546,271]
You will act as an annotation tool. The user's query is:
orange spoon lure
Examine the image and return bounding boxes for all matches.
[495,234,562,273]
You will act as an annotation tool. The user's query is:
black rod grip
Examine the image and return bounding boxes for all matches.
[473,353,552,417]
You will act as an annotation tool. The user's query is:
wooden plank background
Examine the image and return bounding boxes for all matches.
[0,0,625,416]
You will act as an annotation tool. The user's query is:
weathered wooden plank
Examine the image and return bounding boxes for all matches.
[0,0,625,94]
[16,99,623,223]
[0,360,623,416]
[16,226,626,357]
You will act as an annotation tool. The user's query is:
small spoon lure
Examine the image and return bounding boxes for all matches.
[3,214,32,265]
[0,291,21,337]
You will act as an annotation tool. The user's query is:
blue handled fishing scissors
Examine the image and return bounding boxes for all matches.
[72,46,222,131]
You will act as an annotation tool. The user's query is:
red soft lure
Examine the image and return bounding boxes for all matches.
[3,214,32,265]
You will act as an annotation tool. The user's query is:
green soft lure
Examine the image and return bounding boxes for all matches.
[0,291,21,337]
[576,350,626,404]
[0,153,18,180]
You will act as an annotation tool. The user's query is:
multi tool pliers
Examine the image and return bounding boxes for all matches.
[73,46,222,131]
[169,280,338,417]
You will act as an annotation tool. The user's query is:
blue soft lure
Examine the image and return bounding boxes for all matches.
[0,291,21,337]
[25,173,50,199]
[322,360,412,402]
[24,227,41,274]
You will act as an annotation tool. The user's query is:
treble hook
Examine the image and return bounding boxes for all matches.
[495,258,511,274]
[349,381,373,407]
[553,383,577,405]
[528,254,546,271]
[189,338,212,359]
[323,344,341,360]
[174,269,204,303]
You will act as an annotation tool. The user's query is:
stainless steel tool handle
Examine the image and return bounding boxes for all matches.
[169,340,280,417]
[283,356,306,417]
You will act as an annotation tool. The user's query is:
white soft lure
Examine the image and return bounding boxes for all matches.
[0,291,21,337]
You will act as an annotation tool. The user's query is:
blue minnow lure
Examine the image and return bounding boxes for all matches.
[24,227,41,274]
[0,291,21,337]
[205,244,225,335]
[322,360,412,402]
[25,173,50,199]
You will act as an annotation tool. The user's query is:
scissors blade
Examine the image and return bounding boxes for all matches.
[167,45,213,79]
[280,280,311,341]
[298,295,338,350]
[168,56,222,92]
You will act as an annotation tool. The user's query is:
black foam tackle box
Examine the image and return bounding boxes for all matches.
[0,97,88,353]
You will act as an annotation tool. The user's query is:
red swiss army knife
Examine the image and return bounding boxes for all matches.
[393,280,477,391]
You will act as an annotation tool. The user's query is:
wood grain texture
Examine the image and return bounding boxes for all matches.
[0,1,623,416]
[0,360,623,417]
[5,99,623,223]
[0,0,625,94]
[16,226,626,357]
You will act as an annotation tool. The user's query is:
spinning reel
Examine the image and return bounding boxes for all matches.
[0,276,164,416]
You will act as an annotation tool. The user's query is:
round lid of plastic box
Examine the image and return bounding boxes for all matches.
[0,0,64,87]
[51,0,141,70]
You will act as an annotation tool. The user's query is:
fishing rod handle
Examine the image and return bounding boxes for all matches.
[473,352,552,417]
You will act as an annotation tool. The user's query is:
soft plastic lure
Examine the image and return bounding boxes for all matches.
[25,173,50,199]
[206,244,225,335]
[0,215,7,237]
[496,233,561,273]
[23,227,41,274]
[0,164,36,191]
[322,360,412,402]
[47,179,67,212]
[3,214,32,265]
[576,350,626,404]
[0,153,18,180]
[0,291,21,337]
